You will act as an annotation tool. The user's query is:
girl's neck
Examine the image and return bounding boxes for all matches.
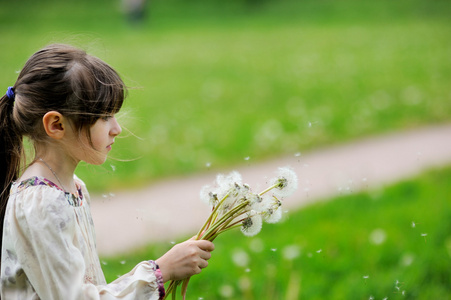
[21,149,79,194]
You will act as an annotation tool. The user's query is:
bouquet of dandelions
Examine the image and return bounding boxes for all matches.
[164,167,298,300]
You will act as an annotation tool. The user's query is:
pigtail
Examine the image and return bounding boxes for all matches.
[0,92,23,252]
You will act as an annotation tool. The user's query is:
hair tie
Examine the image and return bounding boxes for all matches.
[6,86,15,100]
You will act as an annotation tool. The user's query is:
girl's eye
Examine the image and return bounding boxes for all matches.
[101,115,113,121]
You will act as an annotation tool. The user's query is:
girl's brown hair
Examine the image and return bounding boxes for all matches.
[0,44,126,250]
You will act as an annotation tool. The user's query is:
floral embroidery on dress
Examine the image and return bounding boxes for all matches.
[16,176,84,207]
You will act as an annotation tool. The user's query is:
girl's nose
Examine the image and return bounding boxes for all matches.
[110,117,122,136]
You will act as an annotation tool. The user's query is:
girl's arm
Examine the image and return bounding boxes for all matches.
[6,186,164,300]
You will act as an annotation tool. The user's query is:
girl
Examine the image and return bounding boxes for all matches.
[0,44,214,299]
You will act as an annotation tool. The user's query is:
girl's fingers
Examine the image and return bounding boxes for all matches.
[197,240,215,252]
[200,250,212,261]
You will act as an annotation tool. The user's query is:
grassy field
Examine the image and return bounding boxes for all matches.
[1,0,450,191]
[100,166,451,299]
[1,1,450,298]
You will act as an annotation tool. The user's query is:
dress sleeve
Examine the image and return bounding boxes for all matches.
[11,185,164,300]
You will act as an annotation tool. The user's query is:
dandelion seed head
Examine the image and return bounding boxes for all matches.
[250,194,265,212]
[263,206,283,224]
[199,185,218,207]
[216,171,243,197]
[270,167,298,197]
[241,213,263,237]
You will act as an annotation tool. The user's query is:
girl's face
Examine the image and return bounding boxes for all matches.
[80,115,122,165]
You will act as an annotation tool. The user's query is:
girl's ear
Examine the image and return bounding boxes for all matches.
[42,111,66,139]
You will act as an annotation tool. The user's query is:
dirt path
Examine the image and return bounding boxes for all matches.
[90,124,451,256]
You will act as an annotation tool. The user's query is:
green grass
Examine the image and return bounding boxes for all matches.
[100,166,451,299]
[1,0,451,191]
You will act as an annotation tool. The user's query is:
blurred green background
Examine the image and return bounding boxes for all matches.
[1,0,450,298]
[1,0,450,191]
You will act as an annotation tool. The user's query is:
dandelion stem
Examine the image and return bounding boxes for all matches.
[259,182,282,196]
[209,223,243,240]
[202,201,249,241]
[197,192,230,238]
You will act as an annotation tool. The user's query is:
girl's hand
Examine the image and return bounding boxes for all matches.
[155,238,214,282]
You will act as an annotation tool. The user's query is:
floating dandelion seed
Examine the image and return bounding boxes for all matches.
[294,152,301,157]
[120,261,126,265]
[244,156,250,161]
[316,249,322,253]
[411,221,416,228]
[101,261,108,265]
[270,248,277,252]
[110,164,116,172]
[205,162,211,168]
[307,121,318,127]
[369,296,374,300]
[421,233,428,243]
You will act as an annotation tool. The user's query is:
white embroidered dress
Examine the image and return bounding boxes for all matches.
[1,176,164,300]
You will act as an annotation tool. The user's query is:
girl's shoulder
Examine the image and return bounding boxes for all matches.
[14,176,61,192]
[12,175,86,207]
